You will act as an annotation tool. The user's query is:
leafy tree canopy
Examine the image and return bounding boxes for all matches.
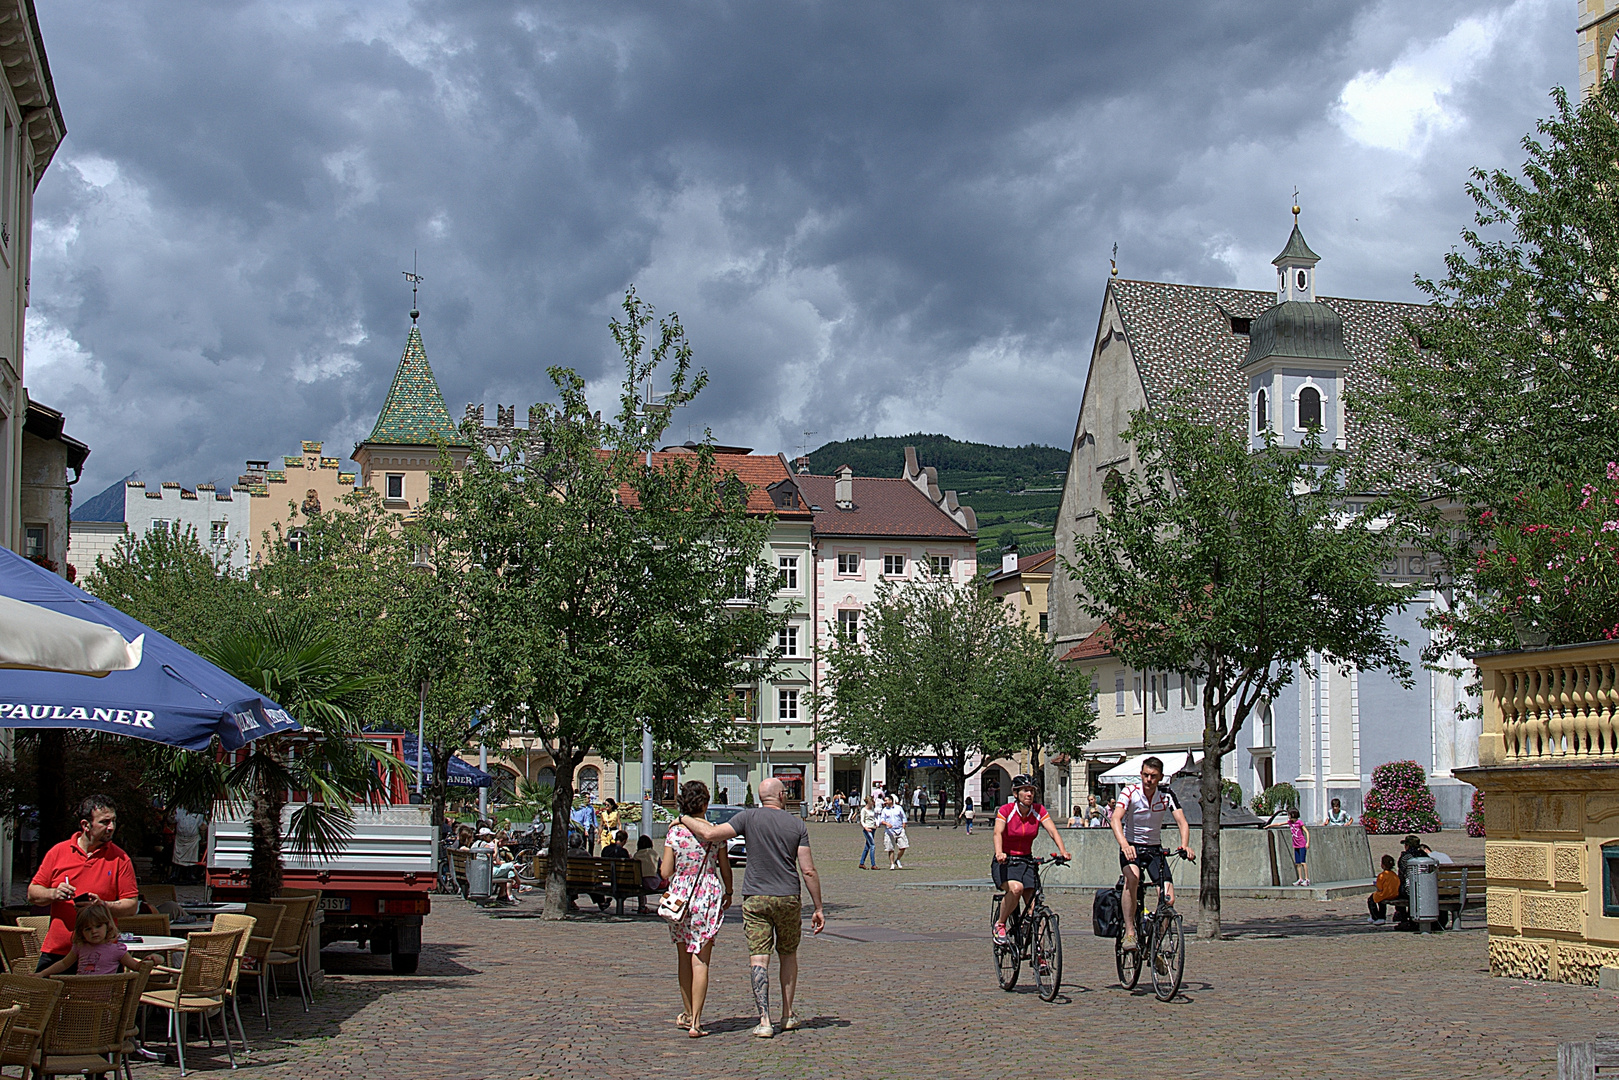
[1066,407,1413,939]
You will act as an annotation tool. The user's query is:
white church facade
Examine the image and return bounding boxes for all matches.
[1048,218,1477,826]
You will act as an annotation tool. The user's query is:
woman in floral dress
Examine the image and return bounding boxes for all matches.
[660,780,733,1038]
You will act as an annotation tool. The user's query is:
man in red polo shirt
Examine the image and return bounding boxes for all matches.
[28,795,139,970]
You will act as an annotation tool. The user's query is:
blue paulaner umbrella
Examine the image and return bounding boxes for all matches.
[400,736,494,788]
[0,547,299,751]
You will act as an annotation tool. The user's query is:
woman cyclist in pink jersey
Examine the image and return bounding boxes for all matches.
[991,775,1071,944]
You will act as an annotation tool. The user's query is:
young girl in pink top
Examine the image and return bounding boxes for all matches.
[37,901,144,975]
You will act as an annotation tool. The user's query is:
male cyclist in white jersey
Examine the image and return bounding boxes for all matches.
[1110,756,1193,953]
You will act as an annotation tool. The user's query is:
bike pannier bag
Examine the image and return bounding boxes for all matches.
[1092,885,1122,938]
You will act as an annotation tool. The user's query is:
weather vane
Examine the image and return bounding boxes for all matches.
[403,251,424,323]
[1110,241,1118,278]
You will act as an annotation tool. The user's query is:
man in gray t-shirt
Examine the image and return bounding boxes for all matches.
[680,777,824,1039]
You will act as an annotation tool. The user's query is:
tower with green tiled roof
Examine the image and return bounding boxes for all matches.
[365,324,466,446]
[352,315,471,509]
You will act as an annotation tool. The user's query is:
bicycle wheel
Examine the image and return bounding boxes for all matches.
[992,896,1020,990]
[1150,910,1185,1002]
[1114,921,1142,990]
[1033,911,1062,1002]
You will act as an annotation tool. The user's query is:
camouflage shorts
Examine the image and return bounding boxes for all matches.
[742,894,802,956]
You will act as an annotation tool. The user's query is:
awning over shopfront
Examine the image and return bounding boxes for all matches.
[1097,750,1203,786]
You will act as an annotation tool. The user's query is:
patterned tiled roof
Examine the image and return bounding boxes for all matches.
[365,325,466,447]
[1107,279,1427,477]
[795,476,975,540]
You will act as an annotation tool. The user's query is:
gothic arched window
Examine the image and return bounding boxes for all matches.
[1256,388,1269,432]
[1297,386,1322,429]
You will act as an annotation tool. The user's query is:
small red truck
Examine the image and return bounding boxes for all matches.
[206,733,435,974]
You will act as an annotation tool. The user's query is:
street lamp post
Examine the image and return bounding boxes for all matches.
[633,374,676,839]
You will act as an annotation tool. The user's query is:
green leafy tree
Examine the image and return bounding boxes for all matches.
[206,615,400,900]
[1366,81,1619,659]
[1066,410,1413,939]
[817,576,1094,808]
[426,288,784,918]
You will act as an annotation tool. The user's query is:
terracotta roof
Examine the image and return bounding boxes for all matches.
[795,475,974,539]
[987,547,1057,581]
[1108,279,1426,477]
[618,451,811,520]
[1058,623,1114,663]
[364,325,466,447]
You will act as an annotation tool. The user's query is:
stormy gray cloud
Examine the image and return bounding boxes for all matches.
[24,0,1573,493]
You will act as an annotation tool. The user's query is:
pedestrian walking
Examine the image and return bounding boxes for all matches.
[937,788,949,822]
[858,796,878,869]
[912,786,928,825]
[678,777,825,1040]
[879,794,909,869]
[959,795,975,834]
[660,781,734,1039]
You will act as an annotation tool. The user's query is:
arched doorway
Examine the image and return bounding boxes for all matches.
[982,765,1012,810]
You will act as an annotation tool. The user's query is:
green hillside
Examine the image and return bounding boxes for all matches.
[805,434,1067,567]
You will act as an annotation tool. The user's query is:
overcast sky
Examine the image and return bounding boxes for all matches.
[25,0,1575,496]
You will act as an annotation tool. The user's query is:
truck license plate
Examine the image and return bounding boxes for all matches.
[318,897,351,912]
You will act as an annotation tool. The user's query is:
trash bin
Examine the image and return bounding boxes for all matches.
[1407,856,1439,932]
[467,851,494,902]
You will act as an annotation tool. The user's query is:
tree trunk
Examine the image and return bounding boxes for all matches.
[248,745,288,902]
[1197,724,1223,940]
[1029,744,1045,808]
[885,753,905,795]
[542,749,578,920]
[35,731,68,849]
[430,743,453,828]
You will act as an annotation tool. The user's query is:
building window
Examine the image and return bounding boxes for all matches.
[1,111,12,251]
[287,528,309,554]
[778,555,799,591]
[23,525,45,559]
[1259,700,1274,747]
[837,552,860,575]
[1115,676,1126,716]
[1150,673,1168,712]
[778,688,799,721]
[1181,675,1201,709]
[147,520,168,536]
[777,624,799,657]
[883,554,905,577]
[1297,385,1322,430]
[837,609,861,642]
[210,521,228,546]
[1256,388,1268,432]
[1039,612,1048,634]
[577,765,600,798]
[929,554,952,577]
[1604,844,1619,918]
[1132,676,1143,713]
[385,474,404,500]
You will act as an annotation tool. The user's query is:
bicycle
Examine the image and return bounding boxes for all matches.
[990,854,1068,1002]
[1114,847,1192,1002]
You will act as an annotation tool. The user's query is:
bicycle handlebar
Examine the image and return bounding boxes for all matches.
[1004,854,1070,865]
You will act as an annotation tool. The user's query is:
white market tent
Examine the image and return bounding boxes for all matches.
[1098,750,1203,787]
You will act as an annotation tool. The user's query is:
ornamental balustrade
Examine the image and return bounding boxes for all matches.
[1478,640,1619,765]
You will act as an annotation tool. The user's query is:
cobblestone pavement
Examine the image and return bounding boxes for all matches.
[185,822,1606,1080]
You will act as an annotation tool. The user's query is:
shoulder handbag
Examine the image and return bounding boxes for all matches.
[658,838,716,924]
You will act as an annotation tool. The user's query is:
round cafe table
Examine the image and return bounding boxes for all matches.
[123,935,188,955]
[181,902,246,916]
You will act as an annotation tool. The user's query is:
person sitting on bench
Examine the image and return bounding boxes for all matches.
[1367,855,1401,924]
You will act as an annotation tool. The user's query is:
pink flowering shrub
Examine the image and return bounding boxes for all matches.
[1451,466,1619,651]
[1361,760,1441,835]
[1465,789,1485,838]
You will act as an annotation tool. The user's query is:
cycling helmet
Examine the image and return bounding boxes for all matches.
[1011,774,1036,790]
